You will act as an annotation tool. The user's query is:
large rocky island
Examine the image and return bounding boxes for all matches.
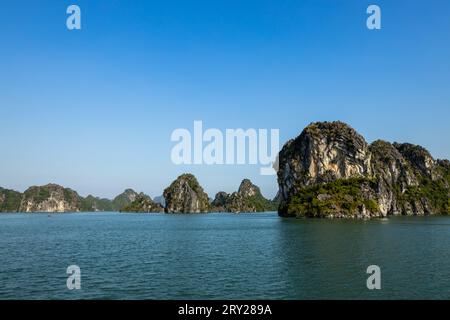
[277,121,450,218]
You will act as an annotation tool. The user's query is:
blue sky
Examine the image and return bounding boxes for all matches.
[1,0,450,199]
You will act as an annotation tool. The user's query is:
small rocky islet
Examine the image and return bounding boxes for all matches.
[211,179,278,213]
[1,121,448,218]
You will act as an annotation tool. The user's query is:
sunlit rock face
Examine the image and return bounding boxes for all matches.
[19,184,82,213]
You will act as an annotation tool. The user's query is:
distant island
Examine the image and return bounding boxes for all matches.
[0,121,448,218]
[0,176,278,214]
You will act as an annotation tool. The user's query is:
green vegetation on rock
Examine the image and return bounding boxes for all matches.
[285,178,379,218]
[0,187,22,212]
[120,193,164,213]
[396,160,450,215]
[212,179,277,213]
[80,195,114,212]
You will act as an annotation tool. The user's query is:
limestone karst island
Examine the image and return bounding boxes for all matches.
[1,122,449,218]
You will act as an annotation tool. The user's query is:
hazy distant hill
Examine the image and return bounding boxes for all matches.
[120,193,164,213]
[211,179,278,213]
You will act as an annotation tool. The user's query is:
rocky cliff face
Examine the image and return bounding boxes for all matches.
[19,184,83,213]
[278,121,371,193]
[277,121,450,218]
[211,179,277,213]
[163,174,211,213]
[120,193,164,213]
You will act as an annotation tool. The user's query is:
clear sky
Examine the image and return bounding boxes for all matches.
[1,0,449,199]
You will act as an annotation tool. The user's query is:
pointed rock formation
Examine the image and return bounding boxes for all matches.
[211,191,229,212]
[163,173,211,213]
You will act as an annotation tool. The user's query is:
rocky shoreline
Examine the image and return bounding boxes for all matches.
[1,121,448,218]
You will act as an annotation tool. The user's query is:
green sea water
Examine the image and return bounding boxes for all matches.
[0,212,449,299]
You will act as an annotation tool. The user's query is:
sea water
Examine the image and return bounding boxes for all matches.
[0,212,449,299]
